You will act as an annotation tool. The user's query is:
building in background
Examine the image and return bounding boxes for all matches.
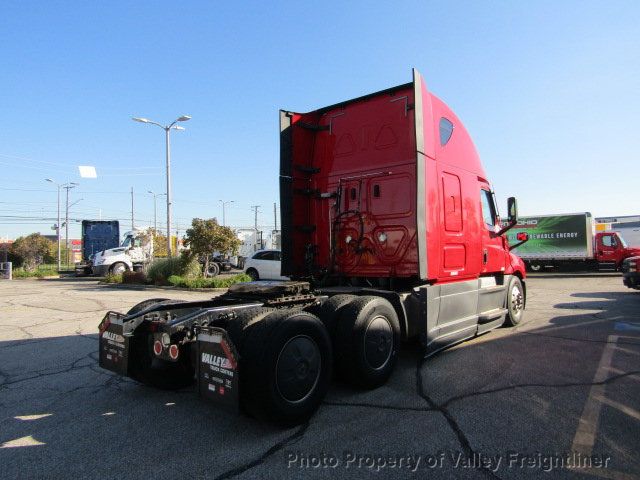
[596,215,640,246]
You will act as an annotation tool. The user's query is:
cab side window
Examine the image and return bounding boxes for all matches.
[602,235,617,247]
[480,190,496,229]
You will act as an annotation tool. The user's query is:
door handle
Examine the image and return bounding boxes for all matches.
[483,249,488,264]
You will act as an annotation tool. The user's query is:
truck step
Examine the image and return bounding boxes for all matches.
[478,308,507,323]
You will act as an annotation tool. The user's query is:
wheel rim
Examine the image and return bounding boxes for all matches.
[112,264,125,275]
[363,315,393,370]
[511,284,524,318]
[275,335,321,403]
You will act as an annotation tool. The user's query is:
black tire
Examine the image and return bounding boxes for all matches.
[317,294,356,337]
[240,310,332,426]
[205,262,220,278]
[503,276,525,327]
[246,268,259,281]
[110,262,128,275]
[334,296,400,389]
[127,298,170,316]
[225,307,274,353]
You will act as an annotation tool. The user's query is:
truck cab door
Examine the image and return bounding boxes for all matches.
[479,188,506,274]
[596,233,619,264]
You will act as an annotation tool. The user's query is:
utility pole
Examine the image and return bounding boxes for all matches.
[131,187,135,230]
[251,205,260,251]
[219,200,234,227]
[56,186,61,270]
[273,202,277,231]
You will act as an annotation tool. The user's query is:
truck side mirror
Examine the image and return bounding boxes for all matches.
[496,197,519,237]
[507,197,518,224]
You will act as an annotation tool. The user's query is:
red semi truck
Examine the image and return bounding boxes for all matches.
[99,69,527,425]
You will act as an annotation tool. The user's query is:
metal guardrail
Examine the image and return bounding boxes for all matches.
[0,262,12,280]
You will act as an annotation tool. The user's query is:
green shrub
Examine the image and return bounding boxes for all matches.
[167,273,251,289]
[146,255,201,285]
[102,273,123,284]
[13,269,43,278]
[12,266,59,278]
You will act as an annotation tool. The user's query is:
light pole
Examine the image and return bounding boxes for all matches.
[63,184,79,267]
[132,115,191,256]
[148,190,166,233]
[45,178,61,271]
[218,200,234,227]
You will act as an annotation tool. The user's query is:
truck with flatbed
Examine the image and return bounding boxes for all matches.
[506,213,640,272]
[99,69,528,425]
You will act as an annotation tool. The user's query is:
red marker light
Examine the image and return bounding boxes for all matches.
[153,340,163,356]
[168,344,179,360]
[99,317,111,335]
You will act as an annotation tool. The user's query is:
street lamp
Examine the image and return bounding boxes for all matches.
[147,190,166,233]
[46,179,79,270]
[132,115,190,256]
[218,200,234,227]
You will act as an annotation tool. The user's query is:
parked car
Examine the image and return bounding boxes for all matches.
[243,250,288,280]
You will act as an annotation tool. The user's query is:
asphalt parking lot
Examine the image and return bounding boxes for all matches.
[1,274,638,479]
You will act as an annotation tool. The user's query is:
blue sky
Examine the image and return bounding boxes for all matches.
[1,1,639,240]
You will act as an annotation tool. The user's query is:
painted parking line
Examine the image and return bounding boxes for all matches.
[571,334,640,479]
[571,335,618,454]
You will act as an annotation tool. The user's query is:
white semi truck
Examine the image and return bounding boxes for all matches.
[92,229,153,276]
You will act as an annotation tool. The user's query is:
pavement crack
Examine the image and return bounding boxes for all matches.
[0,351,95,389]
[416,357,502,480]
[322,399,436,413]
[439,370,640,409]
[212,422,310,480]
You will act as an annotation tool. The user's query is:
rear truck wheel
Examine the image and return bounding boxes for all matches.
[334,296,400,389]
[246,268,259,281]
[127,298,193,389]
[225,307,274,353]
[126,298,170,316]
[239,310,332,426]
[205,262,220,278]
[503,276,525,327]
[317,294,356,337]
[110,262,128,275]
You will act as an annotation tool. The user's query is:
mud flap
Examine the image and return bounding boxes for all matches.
[197,328,239,412]
[98,312,130,376]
